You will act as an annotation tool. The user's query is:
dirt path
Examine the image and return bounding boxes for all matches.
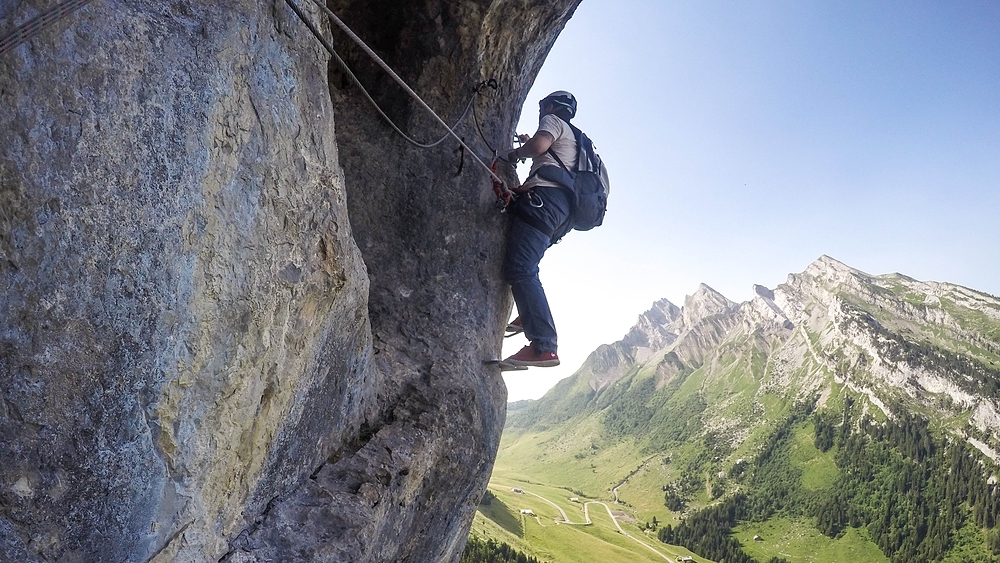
[521,489,570,523]
[611,456,655,504]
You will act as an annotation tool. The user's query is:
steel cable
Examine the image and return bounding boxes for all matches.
[298,0,504,184]
[0,0,97,56]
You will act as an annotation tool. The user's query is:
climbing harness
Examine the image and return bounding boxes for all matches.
[289,0,506,187]
[0,0,97,56]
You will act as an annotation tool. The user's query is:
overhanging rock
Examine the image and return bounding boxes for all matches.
[0,0,579,561]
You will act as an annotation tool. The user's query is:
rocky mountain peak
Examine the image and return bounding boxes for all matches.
[578,299,681,392]
[745,284,794,331]
[772,255,873,324]
[676,283,737,333]
[504,255,1000,563]
[514,256,1000,487]
[622,298,681,350]
[794,254,872,292]
[807,254,860,276]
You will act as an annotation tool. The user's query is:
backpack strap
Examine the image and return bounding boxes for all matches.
[544,116,583,173]
[546,147,574,174]
[547,121,582,174]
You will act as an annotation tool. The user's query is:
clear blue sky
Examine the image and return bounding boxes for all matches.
[502,0,1000,402]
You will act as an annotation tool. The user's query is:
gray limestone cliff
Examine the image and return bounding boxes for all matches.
[0,0,580,561]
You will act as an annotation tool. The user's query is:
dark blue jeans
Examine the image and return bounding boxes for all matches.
[503,187,572,354]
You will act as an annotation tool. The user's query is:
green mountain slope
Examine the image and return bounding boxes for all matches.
[490,256,1000,563]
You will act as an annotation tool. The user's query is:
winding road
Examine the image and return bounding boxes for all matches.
[495,484,675,562]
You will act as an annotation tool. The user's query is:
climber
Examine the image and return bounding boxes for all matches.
[496,90,580,368]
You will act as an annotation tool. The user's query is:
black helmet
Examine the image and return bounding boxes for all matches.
[540,90,577,119]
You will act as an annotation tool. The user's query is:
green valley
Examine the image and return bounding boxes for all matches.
[467,257,1000,563]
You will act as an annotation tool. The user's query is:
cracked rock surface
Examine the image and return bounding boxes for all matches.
[0,0,578,561]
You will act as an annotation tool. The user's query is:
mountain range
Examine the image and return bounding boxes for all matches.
[491,256,1000,563]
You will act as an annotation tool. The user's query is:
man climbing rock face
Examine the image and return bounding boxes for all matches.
[498,90,580,368]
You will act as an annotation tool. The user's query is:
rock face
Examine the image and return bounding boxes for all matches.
[769,256,1000,440]
[0,1,579,561]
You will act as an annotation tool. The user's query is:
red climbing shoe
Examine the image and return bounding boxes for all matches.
[504,345,559,368]
[505,316,524,337]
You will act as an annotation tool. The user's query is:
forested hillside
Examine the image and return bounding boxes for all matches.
[460,537,540,563]
[659,400,1000,562]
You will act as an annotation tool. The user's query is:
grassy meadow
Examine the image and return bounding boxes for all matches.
[483,403,895,563]
[472,475,704,563]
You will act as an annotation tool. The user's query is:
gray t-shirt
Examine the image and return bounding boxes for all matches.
[522,114,577,190]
